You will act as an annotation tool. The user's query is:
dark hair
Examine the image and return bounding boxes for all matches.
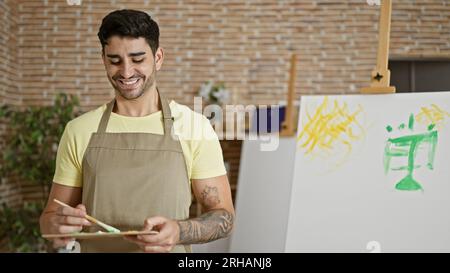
[98,9,159,55]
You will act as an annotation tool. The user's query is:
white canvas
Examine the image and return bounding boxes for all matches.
[230,137,296,252]
[286,91,450,252]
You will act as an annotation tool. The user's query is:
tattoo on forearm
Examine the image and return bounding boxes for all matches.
[177,209,234,245]
[177,184,233,244]
[200,186,220,207]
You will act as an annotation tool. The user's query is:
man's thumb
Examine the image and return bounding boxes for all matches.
[144,216,166,230]
[76,204,86,212]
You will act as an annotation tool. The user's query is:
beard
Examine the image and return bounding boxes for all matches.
[108,67,156,100]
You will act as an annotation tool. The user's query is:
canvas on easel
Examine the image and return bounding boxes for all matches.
[285,91,450,252]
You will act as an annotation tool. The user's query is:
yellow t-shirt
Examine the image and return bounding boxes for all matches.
[53,100,226,187]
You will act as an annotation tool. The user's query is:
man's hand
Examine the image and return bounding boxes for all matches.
[44,204,91,248]
[124,216,180,253]
[124,175,235,252]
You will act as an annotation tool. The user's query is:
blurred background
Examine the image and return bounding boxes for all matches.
[0,0,449,252]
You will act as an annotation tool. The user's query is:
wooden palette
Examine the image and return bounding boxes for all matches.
[42,230,159,240]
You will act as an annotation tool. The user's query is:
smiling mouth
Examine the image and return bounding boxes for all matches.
[116,78,141,90]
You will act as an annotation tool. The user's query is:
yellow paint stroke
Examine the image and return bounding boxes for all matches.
[297,97,365,158]
[416,104,450,130]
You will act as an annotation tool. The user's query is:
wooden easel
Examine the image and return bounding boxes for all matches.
[279,2,394,134]
[361,0,396,94]
[280,53,297,137]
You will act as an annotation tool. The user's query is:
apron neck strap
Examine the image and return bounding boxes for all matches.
[158,90,174,135]
[97,100,114,133]
[97,89,174,135]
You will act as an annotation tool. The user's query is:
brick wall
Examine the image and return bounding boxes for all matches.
[15,0,450,108]
[0,1,20,106]
[1,0,449,209]
[0,0,22,208]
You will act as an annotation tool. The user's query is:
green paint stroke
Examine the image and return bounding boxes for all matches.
[398,123,405,130]
[386,125,393,132]
[384,130,438,191]
[408,113,415,131]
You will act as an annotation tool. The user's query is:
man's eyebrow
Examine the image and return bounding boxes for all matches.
[129,52,146,57]
[106,52,146,58]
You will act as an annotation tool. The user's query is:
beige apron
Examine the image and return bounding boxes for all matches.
[81,91,192,253]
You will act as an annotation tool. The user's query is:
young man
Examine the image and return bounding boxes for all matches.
[39,9,234,253]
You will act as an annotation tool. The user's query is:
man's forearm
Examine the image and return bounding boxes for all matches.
[39,211,55,234]
[177,209,234,244]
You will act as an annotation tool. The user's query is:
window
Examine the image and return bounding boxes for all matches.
[389,60,450,93]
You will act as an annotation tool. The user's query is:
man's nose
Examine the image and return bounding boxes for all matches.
[119,62,135,78]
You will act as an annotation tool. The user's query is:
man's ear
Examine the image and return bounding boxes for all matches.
[155,47,164,71]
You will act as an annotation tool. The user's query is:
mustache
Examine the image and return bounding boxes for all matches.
[112,73,144,80]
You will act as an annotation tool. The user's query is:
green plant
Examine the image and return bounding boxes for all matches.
[0,93,80,252]
[0,202,45,252]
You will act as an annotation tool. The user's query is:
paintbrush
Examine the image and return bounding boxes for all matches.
[53,199,121,233]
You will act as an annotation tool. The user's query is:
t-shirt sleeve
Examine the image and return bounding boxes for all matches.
[190,116,227,180]
[53,121,83,187]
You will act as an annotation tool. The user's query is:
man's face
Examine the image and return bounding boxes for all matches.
[102,36,163,100]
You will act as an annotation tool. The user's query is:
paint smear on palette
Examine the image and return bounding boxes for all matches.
[297,96,367,170]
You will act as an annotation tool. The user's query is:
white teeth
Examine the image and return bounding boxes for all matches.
[120,78,139,85]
